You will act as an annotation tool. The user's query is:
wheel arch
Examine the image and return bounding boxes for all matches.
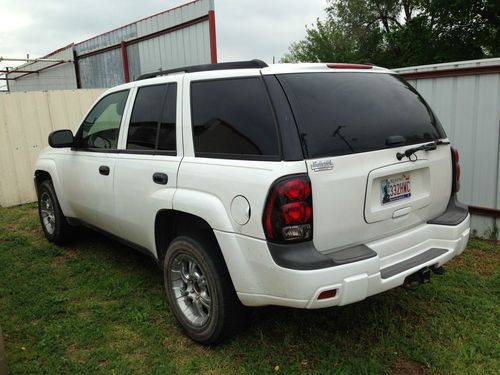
[154,209,221,265]
[33,158,74,218]
[34,169,52,197]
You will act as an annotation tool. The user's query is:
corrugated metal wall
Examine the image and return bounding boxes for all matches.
[8,45,77,92]
[75,0,213,88]
[74,24,138,88]
[395,58,500,238]
[0,89,104,207]
[77,49,125,89]
[136,22,210,74]
[135,0,212,74]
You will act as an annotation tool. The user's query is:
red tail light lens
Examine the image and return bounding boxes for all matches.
[263,175,313,242]
[278,179,311,201]
[454,148,460,164]
[282,202,312,224]
[451,147,461,193]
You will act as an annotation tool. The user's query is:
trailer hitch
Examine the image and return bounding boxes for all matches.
[403,267,432,290]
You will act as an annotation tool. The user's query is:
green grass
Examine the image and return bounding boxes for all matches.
[0,204,498,374]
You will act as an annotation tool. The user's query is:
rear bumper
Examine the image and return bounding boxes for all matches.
[215,214,470,309]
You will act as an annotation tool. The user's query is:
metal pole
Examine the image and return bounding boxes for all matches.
[0,69,37,74]
[0,56,72,63]
[208,10,217,63]
[73,50,81,88]
[5,67,9,92]
[120,41,130,83]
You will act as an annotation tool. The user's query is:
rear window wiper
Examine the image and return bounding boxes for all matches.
[396,139,450,161]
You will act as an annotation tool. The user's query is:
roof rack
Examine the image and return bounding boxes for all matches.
[136,59,268,81]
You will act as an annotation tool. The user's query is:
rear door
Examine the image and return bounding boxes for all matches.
[113,79,182,249]
[276,72,452,253]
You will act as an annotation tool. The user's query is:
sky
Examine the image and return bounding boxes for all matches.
[0,0,328,89]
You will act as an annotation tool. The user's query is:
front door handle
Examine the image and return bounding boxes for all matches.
[99,165,110,176]
[153,172,168,185]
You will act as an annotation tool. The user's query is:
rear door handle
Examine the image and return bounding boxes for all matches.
[99,165,110,176]
[153,172,168,185]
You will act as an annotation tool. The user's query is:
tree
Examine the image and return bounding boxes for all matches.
[282,0,499,67]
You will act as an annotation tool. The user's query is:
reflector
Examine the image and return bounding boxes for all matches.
[318,289,337,300]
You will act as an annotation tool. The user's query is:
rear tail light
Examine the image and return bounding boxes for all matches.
[263,175,313,242]
[451,147,460,193]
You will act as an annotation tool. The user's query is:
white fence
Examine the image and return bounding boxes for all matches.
[0,89,104,207]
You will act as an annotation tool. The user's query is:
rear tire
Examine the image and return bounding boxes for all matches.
[163,234,247,345]
[37,180,72,245]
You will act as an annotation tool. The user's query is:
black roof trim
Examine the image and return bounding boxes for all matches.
[136,59,268,81]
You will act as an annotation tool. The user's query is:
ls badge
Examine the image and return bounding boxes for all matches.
[311,160,334,172]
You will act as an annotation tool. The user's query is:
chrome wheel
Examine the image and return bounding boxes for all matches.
[170,254,211,326]
[40,192,56,235]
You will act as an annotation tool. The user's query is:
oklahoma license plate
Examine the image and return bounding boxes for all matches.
[381,175,411,204]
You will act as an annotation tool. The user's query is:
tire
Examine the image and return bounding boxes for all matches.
[37,180,72,245]
[163,234,247,345]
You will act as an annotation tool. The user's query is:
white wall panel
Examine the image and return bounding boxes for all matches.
[0,89,104,207]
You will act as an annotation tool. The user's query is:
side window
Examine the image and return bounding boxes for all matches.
[126,83,177,153]
[190,77,279,159]
[127,84,167,150]
[78,90,129,149]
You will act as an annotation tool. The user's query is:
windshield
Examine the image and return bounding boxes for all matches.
[277,72,446,159]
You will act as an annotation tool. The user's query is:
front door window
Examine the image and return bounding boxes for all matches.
[77,90,129,150]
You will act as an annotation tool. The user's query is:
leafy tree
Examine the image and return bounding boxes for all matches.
[282,0,499,67]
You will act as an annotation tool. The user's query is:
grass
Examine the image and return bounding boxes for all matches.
[0,204,498,375]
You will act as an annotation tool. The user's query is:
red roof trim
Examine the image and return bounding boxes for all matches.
[41,43,75,59]
[398,65,500,80]
[76,15,209,59]
[76,0,202,46]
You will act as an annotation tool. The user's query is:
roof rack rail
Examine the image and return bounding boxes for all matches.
[136,59,268,81]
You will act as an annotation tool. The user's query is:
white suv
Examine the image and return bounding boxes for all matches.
[34,60,470,344]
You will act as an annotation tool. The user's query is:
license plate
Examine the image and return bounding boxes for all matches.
[381,174,411,204]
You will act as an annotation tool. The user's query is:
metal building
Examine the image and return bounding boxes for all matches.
[4,0,216,91]
[395,58,500,238]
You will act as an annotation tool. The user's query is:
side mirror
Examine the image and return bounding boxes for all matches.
[48,129,74,148]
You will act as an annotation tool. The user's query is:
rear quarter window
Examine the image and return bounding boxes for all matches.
[277,72,446,159]
[190,77,280,160]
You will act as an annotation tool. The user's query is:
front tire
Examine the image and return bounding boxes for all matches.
[37,180,72,245]
[163,235,247,345]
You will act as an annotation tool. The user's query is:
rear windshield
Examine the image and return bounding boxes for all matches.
[277,72,446,159]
